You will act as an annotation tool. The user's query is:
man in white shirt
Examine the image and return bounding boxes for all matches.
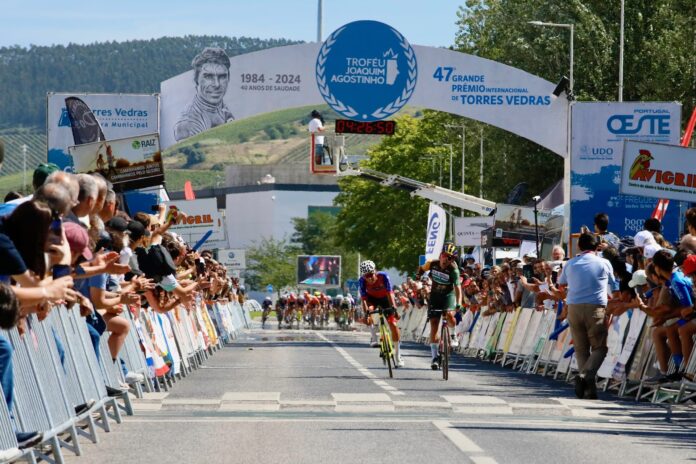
[308,110,326,165]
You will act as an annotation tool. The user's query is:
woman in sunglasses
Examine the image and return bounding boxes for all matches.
[416,242,463,370]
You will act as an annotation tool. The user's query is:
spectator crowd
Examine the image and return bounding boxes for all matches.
[392,211,696,400]
[0,146,242,453]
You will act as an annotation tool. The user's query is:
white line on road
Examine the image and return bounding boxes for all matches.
[316,332,405,396]
[432,420,498,463]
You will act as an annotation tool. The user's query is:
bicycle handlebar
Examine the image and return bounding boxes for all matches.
[367,307,396,315]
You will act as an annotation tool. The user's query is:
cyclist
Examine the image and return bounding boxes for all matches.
[261,296,273,328]
[275,295,287,329]
[358,260,404,367]
[416,243,463,370]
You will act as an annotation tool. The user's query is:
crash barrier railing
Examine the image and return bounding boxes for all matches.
[0,299,247,463]
[396,304,696,405]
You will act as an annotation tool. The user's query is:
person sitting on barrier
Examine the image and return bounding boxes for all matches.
[641,251,692,384]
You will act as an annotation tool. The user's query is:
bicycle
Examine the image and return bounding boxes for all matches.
[439,315,450,381]
[368,307,396,378]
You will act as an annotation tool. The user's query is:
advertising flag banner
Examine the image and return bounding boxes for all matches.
[48,93,159,170]
[64,97,106,145]
[620,141,696,203]
[68,133,163,190]
[424,202,446,261]
[454,216,494,247]
[570,102,681,240]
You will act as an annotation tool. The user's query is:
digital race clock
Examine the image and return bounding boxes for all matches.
[334,119,396,135]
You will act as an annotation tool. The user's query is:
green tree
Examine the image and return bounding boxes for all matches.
[244,237,299,292]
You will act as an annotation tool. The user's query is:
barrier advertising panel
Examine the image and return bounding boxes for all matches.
[570,102,681,240]
[217,248,246,270]
[163,198,226,247]
[455,216,494,247]
[297,255,341,287]
[620,141,696,203]
[47,93,159,170]
[68,133,163,190]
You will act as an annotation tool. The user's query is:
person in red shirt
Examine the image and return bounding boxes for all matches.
[358,260,403,367]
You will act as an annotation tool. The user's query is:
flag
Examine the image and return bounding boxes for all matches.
[64,97,106,145]
[184,181,195,200]
[424,202,446,261]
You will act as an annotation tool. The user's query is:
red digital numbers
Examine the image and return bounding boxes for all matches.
[334,119,396,135]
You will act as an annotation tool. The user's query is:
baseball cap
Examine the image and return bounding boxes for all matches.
[524,251,537,259]
[64,222,93,261]
[105,217,129,233]
[628,270,648,288]
[644,243,662,259]
[682,255,696,276]
[33,163,60,189]
[634,230,656,248]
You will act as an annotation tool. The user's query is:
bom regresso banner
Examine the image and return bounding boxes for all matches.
[68,133,163,190]
[47,93,159,171]
[620,141,696,203]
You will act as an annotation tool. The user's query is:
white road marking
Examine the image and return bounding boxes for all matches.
[317,332,405,396]
[432,420,498,463]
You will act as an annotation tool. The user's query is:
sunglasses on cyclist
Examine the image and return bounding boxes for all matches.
[364,272,375,278]
[443,254,455,261]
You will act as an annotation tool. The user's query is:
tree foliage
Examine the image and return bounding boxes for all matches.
[243,237,299,293]
[291,212,359,283]
[0,35,301,128]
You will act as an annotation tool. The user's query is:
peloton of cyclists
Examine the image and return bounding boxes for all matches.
[358,260,404,367]
[416,242,463,370]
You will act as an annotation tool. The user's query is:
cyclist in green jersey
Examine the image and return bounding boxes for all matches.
[416,242,463,370]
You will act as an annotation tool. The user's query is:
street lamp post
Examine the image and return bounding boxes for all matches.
[528,20,574,93]
[619,0,625,101]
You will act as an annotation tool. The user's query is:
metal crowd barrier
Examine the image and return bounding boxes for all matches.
[396,302,696,405]
[0,299,248,461]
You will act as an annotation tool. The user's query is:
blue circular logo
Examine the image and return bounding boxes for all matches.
[316,20,418,121]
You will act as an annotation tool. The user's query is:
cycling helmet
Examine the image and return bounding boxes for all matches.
[264,296,272,301]
[359,260,376,275]
[442,242,459,257]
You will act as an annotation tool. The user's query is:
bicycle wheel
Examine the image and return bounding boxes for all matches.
[440,324,450,381]
[382,324,394,378]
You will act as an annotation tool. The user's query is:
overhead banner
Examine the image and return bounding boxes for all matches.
[424,202,447,261]
[571,102,681,240]
[620,141,696,203]
[160,21,568,154]
[217,248,246,269]
[47,93,159,170]
[163,198,226,247]
[454,216,494,247]
[68,133,163,190]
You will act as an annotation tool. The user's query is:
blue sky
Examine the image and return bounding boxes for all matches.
[2,0,462,48]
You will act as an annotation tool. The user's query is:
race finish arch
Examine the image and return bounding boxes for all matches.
[160,20,569,156]
[160,20,682,240]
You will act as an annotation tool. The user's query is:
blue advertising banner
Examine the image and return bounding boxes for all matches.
[570,102,682,241]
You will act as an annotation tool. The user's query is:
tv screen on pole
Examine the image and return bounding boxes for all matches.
[297,255,341,287]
